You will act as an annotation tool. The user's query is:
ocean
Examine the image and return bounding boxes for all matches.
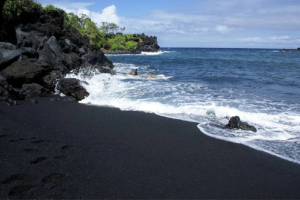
[67,48,300,164]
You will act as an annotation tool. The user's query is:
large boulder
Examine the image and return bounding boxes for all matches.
[16,24,48,50]
[57,78,89,101]
[0,45,37,71]
[38,36,68,72]
[19,83,48,99]
[226,116,257,132]
[81,51,114,69]
[1,59,46,87]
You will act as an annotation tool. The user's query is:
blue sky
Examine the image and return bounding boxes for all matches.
[39,0,300,48]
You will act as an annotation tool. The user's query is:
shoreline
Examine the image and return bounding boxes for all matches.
[1,98,300,198]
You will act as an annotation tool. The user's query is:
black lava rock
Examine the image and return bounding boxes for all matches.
[57,78,89,101]
[226,116,257,132]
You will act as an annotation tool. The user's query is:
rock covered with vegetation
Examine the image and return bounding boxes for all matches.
[64,15,160,53]
[0,0,114,104]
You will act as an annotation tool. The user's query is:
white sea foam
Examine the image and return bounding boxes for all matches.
[141,51,165,55]
[65,62,300,164]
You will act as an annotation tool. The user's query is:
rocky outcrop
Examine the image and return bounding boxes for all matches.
[279,48,300,52]
[137,33,160,52]
[57,78,89,101]
[226,116,257,132]
[0,9,114,104]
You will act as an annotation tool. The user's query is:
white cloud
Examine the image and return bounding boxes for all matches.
[40,1,120,26]
[268,36,290,40]
[89,5,120,26]
[239,36,300,46]
[241,37,262,42]
[215,25,229,34]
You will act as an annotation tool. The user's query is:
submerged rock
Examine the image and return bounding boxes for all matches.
[226,116,257,132]
[57,78,89,101]
[126,69,138,76]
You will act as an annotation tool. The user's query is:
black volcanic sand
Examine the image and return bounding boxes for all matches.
[1,98,300,199]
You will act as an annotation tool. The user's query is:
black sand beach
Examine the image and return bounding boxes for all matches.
[1,98,300,199]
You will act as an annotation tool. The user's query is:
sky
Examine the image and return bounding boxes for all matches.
[38,0,300,48]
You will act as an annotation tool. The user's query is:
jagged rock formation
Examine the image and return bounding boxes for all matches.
[137,33,160,52]
[0,9,114,104]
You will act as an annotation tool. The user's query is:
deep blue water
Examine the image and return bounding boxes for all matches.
[68,48,300,163]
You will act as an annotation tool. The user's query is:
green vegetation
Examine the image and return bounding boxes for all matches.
[1,0,142,51]
[1,0,43,39]
[65,15,142,51]
[2,0,42,20]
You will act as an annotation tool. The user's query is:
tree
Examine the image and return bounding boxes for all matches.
[99,22,109,37]
[84,17,101,45]
[120,27,126,33]
[109,23,119,34]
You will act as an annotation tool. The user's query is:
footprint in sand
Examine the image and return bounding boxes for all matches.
[53,155,68,160]
[42,173,65,184]
[30,157,47,164]
[8,185,35,196]
[61,145,75,151]
[23,148,38,153]
[1,174,28,184]
[30,139,46,144]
